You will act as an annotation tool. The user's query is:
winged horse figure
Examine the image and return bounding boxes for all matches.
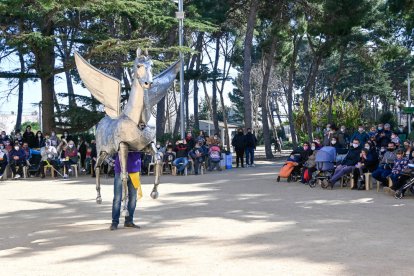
[75,49,180,211]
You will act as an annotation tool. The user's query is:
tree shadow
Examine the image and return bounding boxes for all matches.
[1,166,414,274]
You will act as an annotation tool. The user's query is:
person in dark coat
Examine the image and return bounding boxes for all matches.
[9,143,27,179]
[34,130,46,149]
[23,125,36,149]
[328,138,362,188]
[291,142,312,164]
[376,131,391,149]
[244,128,258,167]
[353,141,379,189]
[185,132,196,151]
[90,140,97,177]
[78,136,87,172]
[350,125,369,146]
[232,128,246,168]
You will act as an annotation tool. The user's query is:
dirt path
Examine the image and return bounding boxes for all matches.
[1,160,413,275]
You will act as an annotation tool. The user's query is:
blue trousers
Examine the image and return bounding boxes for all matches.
[245,147,255,165]
[173,157,188,172]
[389,173,401,188]
[372,165,392,184]
[112,173,137,225]
[330,165,354,184]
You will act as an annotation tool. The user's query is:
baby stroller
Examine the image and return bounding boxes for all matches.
[277,154,302,182]
[395,163,414,199]
[309,146,336,188]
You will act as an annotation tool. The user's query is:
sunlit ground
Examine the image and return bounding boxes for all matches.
[1,161,413,275]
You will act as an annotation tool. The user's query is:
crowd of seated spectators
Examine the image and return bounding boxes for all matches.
[288,122,413,198]
[1,127,255,180]
[0,125,98,180]
[140,131,228,176]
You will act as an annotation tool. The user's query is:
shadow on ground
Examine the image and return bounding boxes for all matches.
[1,162,414,274]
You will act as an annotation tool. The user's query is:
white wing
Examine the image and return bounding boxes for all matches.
[74,52,121,118]
[147,60,180,107]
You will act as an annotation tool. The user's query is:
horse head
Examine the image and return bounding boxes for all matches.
[134,48,153,89]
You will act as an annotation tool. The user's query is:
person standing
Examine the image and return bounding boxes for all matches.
[350,125,369,146]
[90,140,97,177]
[232,128,246,168]
[244,128,258,167]
[49,131,60,147]
[110,151,141,231]
[185,132,196,151]
[34,131,46,149]
[78,136,87,172]
[23,125,36,149]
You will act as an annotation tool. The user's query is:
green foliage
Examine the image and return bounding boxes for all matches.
[21,121,40,133]
[294,96,362,139]
[379,111,398,129]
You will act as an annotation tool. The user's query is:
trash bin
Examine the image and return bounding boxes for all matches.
[225,151,232,169]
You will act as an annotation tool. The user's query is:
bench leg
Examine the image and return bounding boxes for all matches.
[364,173,371,191]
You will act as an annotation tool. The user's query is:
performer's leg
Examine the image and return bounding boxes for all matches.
[111,173,122,225]
[126,178,137,223]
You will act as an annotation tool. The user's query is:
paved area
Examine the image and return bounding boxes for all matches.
[1,160,414,275]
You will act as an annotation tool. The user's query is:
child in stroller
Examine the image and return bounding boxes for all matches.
[308,146,337,188]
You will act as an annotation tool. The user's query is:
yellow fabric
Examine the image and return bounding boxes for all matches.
[129,172,142,199]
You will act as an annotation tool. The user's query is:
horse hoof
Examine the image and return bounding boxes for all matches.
[150,191,159,199]
[96,197,102,204]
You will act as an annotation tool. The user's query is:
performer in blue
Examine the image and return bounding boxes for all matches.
[110,151,143,231]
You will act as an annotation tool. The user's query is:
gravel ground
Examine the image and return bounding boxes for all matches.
[1,160,413,275]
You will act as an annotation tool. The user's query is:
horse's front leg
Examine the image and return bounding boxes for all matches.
[95,152,108,204]
[119,142,129,216]
[149,143,162,199]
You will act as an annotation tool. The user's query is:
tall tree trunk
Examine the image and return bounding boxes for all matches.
[327,46,346,123]
[193,32,204,130]
[53,90,63,126]
[64,64,76,107]
[303,54,322,141]
[261,38,277,159]
[36,22,56,133]
[267,100,280,153]
[15,51,25,131]
[287,35,301,148]
[212,36,221,135]
[219,92,230,151]
[242,0,259,129]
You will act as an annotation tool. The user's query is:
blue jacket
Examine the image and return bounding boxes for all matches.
[9,149,27,163]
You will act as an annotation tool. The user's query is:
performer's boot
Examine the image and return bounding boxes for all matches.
[124,216,140,229]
